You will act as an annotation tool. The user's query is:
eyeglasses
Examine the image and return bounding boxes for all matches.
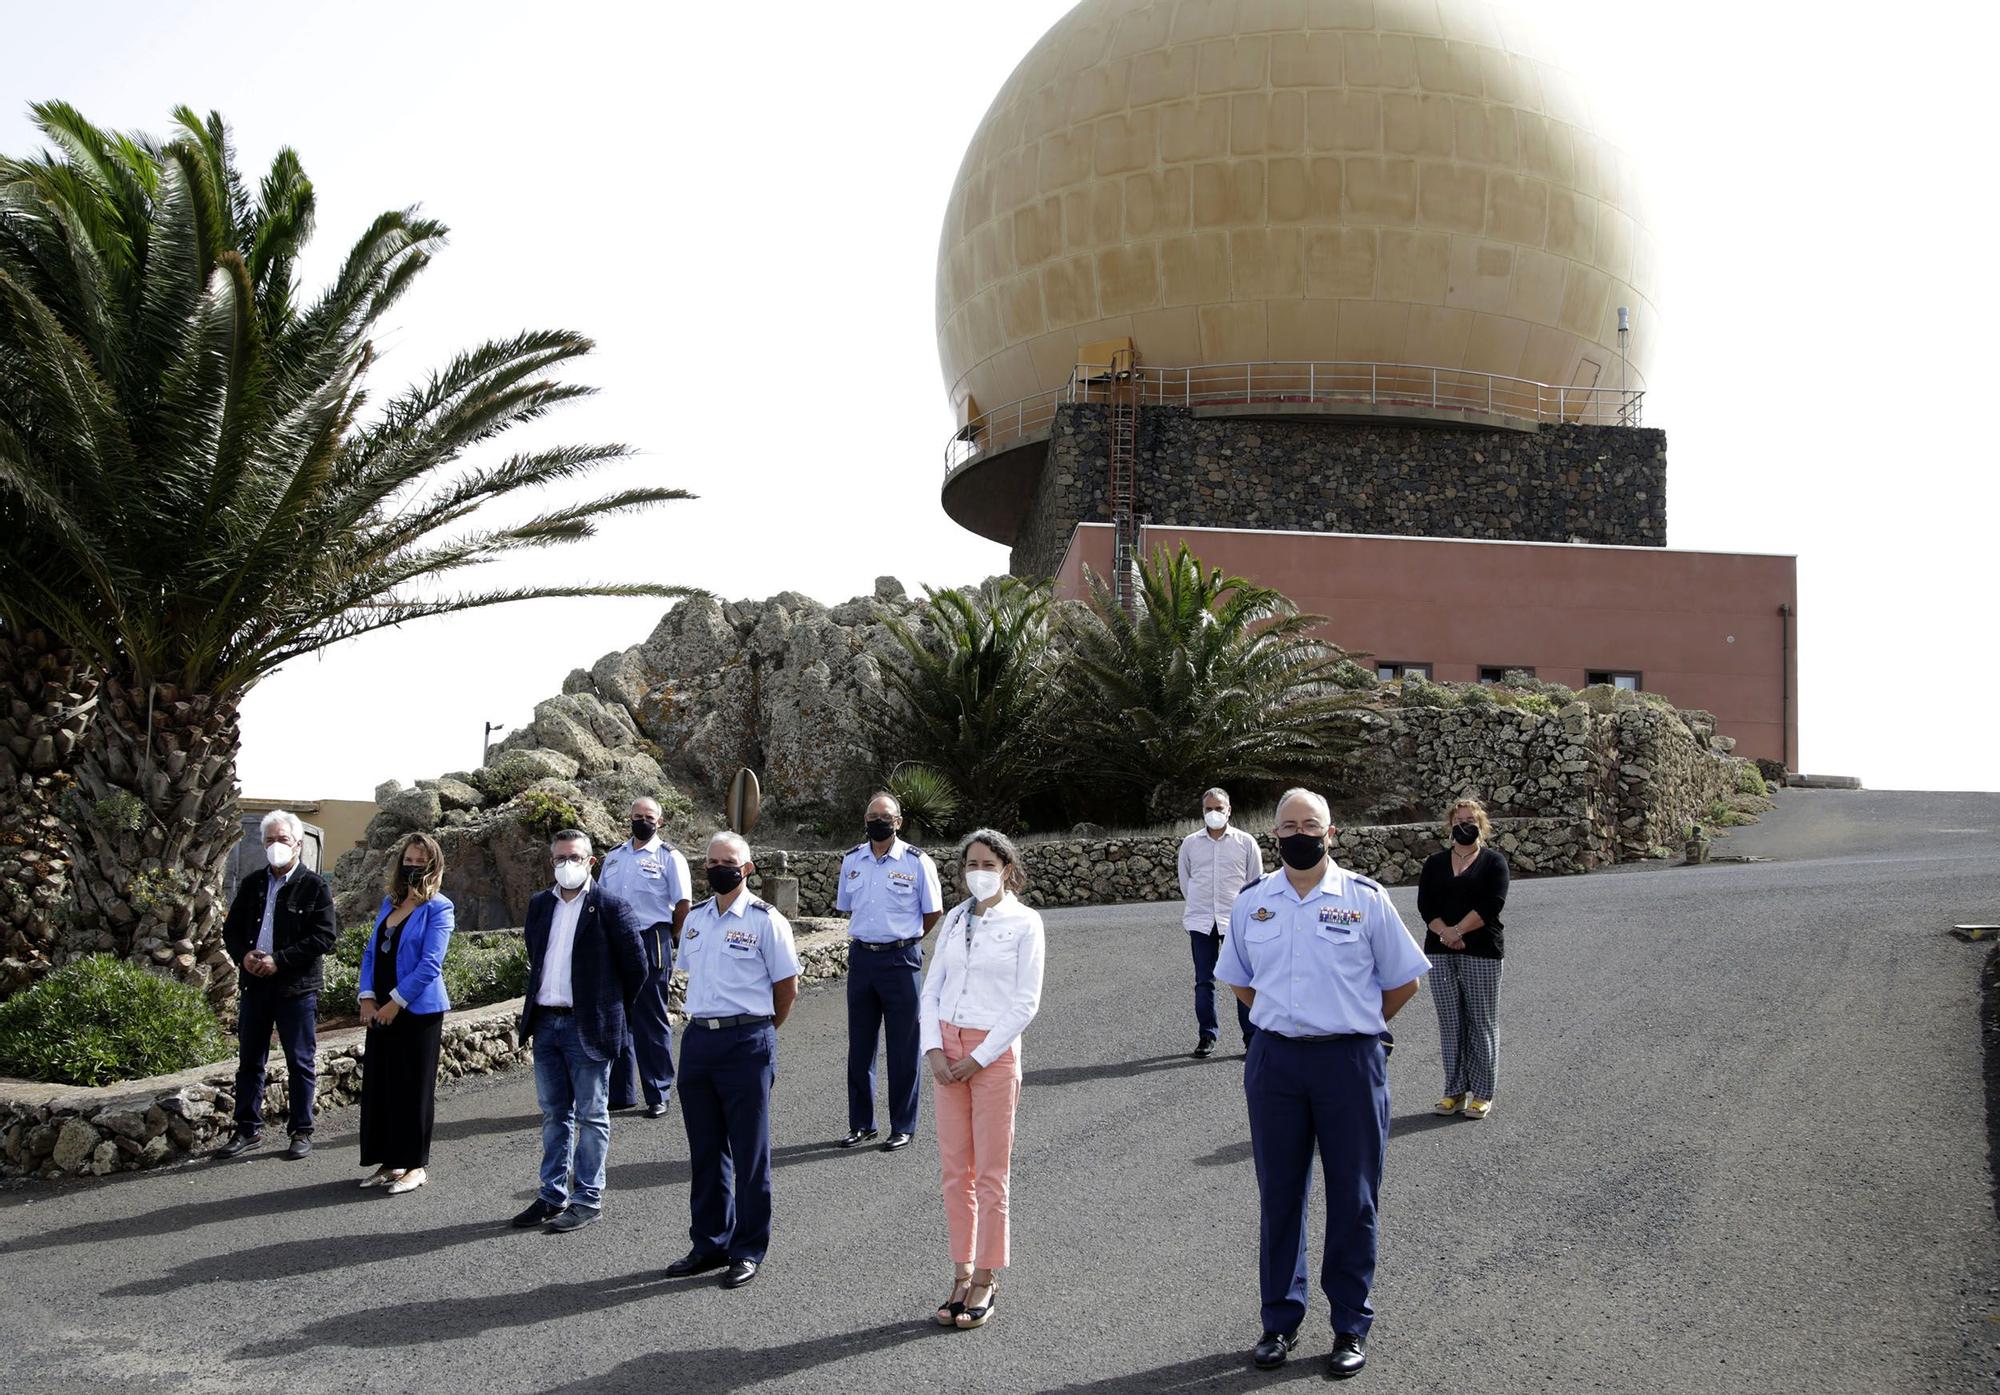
[552,854,588,866]
[1274,821,1328,836]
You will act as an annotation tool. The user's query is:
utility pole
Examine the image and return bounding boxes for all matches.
[482,721,506,767]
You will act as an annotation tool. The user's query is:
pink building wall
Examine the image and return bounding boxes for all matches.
[1054,523,1800,768]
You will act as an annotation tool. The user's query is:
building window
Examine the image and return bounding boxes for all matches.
[1587,670,1642,691]
[1479,666,1536,684]
[1377,662,1431,681]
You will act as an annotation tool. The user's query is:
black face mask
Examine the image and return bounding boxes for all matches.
[865,817,896,844]
[705,864,744,894]
[631,819,658,842]
[1451,821,1480,846]
[1276,832,1327,871]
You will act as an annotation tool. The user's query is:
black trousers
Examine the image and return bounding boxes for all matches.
[359,1010,444,1169]
[234,984,318,1136]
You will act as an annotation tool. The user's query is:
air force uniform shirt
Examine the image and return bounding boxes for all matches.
[1215,862,1431,1037]
[834,837,943,942]
[679,893,802,1018]
[598,837,689,928]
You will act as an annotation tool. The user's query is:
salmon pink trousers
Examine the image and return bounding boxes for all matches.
[935,1022,1022,1270]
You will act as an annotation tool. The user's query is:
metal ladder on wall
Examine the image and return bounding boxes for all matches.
[1108,367,1140,617]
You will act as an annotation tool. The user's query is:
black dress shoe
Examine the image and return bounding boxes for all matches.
[1192,1037,1217,1059]
[721,1259,758,1289]
[511,1198,562,1229]
[214,1131,262,1158]
[282,1134,313,1160]
[545,1206,600,1234]
[838,1128,879,1149]
[664,1250,730,1278]
[1327,1332,1367,1378]
[644,1101,670,1119]
[881,1132,913,1152]
[1251,1329,1299,1369]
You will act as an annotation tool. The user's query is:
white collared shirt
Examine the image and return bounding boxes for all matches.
[256,861,300,956]
[537,880,590,1008]
[919,893,1046,1067]
[1178,824,1265,934]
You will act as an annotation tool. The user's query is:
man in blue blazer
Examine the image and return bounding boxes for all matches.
[511,828,648,1234]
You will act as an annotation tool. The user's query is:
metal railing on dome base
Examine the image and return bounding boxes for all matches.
[944,360,1645,475]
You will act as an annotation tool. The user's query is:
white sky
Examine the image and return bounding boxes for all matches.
[4,1,1994,797]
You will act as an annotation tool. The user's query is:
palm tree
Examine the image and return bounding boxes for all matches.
[0,620,94,994]
[868,579,1068,831]
[1061,545,1364,824]
[0,104,695,1003]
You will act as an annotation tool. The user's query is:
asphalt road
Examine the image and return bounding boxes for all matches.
[2,790,1995,1394]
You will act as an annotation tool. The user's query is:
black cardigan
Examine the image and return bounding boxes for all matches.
[1415,846,1510,960]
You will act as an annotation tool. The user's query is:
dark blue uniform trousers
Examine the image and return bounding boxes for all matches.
[610,921,676,1109]
[845,942,922,1136]
[679,1021,777,1263]
[1244,1032,1390,1337]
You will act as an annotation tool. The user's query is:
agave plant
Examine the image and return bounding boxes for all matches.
[1062,545,1364,824]
[867,578,1067,831]
[0,104,696,1002]
[884,760,963,844]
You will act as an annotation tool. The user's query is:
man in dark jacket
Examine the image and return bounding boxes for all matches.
[217,810,337,1160]
[512,828,648,1234]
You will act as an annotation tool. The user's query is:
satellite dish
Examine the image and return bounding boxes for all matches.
[725,768,762,836]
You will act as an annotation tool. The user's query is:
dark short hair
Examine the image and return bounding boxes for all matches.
[549,828,591,851]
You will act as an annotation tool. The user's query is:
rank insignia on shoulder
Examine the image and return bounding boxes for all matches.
[1351,875,1383,892]
[1251,907,1277,922]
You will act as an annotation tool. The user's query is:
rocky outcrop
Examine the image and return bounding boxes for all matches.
[332,581,924,928]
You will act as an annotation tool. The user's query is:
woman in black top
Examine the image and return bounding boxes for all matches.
[1415,797,1509,1119]
[356,833,453,1193]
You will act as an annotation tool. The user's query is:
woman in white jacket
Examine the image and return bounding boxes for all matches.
[921,827,1046,1331]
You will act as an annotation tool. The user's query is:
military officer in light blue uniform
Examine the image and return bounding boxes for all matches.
[601,797,691,1117]
[834,792,943,1152]
[663,831,801,1292]
[1215,787,1431,1381]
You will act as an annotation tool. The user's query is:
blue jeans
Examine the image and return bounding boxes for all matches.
[533,1013,612,1211]
[1190,928,1254,1045]
[234,984,318,1137]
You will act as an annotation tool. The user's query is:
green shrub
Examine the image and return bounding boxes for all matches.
[1734,764,1769,797]
[319,958,361,1020]
[515,787,583,841]
[443,935,529,1009]
[0,956,226,1086]
[333,923,371,966]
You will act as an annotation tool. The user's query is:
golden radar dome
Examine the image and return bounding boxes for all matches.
[935,0,1655,429]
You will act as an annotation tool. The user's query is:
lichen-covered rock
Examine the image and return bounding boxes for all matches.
[51,1118,97,1172]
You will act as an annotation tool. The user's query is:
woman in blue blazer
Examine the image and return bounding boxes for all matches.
[357,832,454,1195]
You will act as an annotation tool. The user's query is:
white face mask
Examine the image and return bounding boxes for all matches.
[265,841,296,870]
[554,861,589,891]
[1203,809,1229,830]
[964,869,1004,902]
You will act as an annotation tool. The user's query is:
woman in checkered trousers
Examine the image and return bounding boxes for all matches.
[1416,796,1510,1120]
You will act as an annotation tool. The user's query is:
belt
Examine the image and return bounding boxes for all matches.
[690,1013,775,1030]
[536,1005,573,1016]
[1268,1029,1373,1042]
[850,937,921,952]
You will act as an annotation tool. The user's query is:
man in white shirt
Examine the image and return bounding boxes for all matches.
[1177,787,1264,1059]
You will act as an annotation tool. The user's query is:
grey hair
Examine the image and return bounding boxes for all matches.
[1200,787,1231,809]
[958,827,1027,894]
[259,808,303,842]
[1275,787,1331,826]
[707,830,752,863]
[549,828,591,852]
[629,796,662,817]
[866,790,902,816]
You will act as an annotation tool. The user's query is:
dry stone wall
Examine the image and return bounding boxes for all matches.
[754,816,1597,919]
[1014,403,1669,577]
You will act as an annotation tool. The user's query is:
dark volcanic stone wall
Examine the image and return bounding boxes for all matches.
[1012,404,1667,577]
